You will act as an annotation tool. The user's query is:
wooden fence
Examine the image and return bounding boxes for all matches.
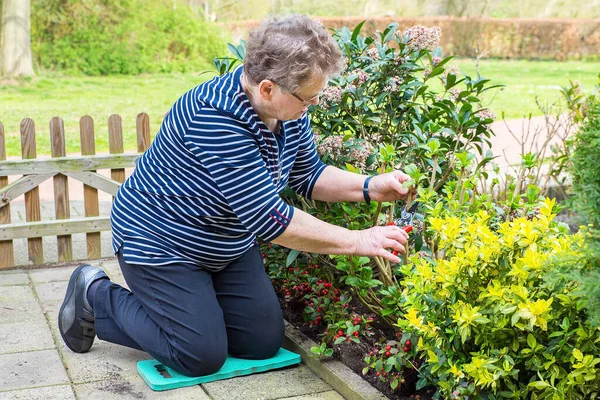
[0,113,151,269]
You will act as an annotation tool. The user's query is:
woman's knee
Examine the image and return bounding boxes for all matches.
[229,316,285,359]
[174,342,228,377]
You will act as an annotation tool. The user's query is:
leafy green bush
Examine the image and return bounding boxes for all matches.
[31,0,227,75]
[395,199,600,399]
[563,77,600,327]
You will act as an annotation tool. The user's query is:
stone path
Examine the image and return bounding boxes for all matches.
[0,259,345,400]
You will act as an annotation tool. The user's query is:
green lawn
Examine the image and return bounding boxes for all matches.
[1,59,598,157]
[0,72,215,158]
[454,59,599,119]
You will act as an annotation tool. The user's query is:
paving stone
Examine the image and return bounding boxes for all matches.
[75,374,211,399]
[0,385,75,400]
[61,340,150,384]
[276,391,345,400]
[100,259,122,280]
[35,280,69,304]
[202,364,332,400]
[0,349,69,391]
[0,319,55,354]
[0,286,46,324]
[29,266,80,284]
[0,271,29,286]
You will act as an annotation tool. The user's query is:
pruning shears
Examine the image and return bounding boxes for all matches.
[387,202,420,256]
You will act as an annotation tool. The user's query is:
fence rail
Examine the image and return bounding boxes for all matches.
[0,113,151,268]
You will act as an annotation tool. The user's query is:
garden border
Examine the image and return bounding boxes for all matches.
[283,321,388,400]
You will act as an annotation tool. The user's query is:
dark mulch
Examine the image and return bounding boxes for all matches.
[279,297,435,400]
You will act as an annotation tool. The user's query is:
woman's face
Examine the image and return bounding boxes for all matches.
[264,75,328,121]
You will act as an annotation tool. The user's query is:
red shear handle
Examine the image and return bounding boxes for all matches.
[387,225,413,256]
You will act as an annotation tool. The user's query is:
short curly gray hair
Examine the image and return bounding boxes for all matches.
[244,14,345,93]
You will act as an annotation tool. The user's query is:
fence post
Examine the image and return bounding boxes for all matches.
[0,121,15,268]
[136,113,151,153]
[50,117,73,262]
[80,116,101,259]
[108,115,125,184]
[21,118,44,264]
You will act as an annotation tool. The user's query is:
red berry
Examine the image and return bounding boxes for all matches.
[376,372,380,377]
[404,346,410,352]
[338,330,343,336]
[386,345,391,351]
[353,331,359,337]
[385,351,391,357]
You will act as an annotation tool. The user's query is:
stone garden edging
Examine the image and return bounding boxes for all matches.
[283,321,388,400]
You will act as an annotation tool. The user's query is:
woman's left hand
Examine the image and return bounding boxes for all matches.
[368,171,411,202]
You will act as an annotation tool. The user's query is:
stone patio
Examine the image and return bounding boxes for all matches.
[0,259,346,400]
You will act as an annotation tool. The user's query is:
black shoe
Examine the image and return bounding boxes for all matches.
[58,265,108,353]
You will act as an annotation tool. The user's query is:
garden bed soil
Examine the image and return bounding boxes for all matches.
[279,297,434,400]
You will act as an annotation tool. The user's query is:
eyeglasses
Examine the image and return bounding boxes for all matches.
[289,91,321,107]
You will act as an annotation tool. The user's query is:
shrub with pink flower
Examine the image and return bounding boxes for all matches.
[366,47,381,61]
[404,25,441,52]
[350,69,369,85]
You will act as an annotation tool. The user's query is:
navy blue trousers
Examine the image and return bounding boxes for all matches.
[93,245,285,377]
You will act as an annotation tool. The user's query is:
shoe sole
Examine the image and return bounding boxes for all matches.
[58,265,88,353]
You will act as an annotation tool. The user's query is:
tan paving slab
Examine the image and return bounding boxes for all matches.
[0,286,46,324]
[0,319,55,354]
[74,374,211,399]
[60,340,150,384]
[28,266,80,284]
[202,364,332,400]
[35,280,69,304]
[0,271,29,286]
[0,385,75,400]
[277,391,345,400]
[0,349,69,391]
[100,259,122,280]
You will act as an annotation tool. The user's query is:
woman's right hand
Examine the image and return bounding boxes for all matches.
[352,225,409,263]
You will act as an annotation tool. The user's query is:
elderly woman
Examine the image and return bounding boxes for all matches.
[58,14,410,377]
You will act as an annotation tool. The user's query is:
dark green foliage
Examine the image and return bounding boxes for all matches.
[30,0,227,75]
[567,81,600,326]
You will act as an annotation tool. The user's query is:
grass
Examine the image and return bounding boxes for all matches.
[0,71,215,158]
[454,59,599,119]
[1,59,599,157]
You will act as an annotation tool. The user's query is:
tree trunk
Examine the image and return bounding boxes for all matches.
[1,0,35,77]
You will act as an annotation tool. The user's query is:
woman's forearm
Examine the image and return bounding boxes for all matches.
[271,206,358,254]
[311,166,367,203]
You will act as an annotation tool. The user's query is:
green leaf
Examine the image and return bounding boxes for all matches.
[528,380,551,389]
[351,21,367,42]
[286,249,300,267]
[527,334,537,349]
[416,378,428,390]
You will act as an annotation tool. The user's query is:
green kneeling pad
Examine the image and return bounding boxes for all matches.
[137,348,301,391]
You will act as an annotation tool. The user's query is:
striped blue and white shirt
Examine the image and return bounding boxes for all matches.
[110,66,327,270]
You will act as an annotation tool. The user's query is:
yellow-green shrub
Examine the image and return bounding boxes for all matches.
[396,198,600,399]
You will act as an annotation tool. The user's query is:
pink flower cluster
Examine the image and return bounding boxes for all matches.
[351,69,369,85]
[348,142,375,170]
[404,25,442,52]
[366,47,381,61]
[384,76,403,93]
[441,65,461,85]
[315,134,344,156]
[314,133,374,171]
[320,86,343,109]
[431,56,442,66]
[476,109,496,122]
